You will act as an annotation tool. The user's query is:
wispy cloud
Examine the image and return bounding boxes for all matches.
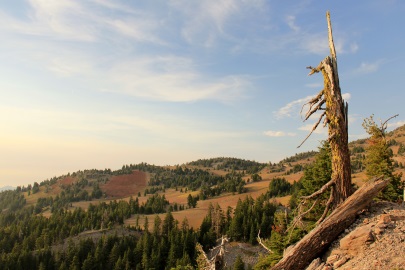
[106,55,251,102]
[169,0,266,47]
[264,130,296,137]
[342,93,351,101]
[298,124,327,135]
[299,33,350,56]
[300,32,329,55]
[285,15,300,32]
[388,120,405,129]
[105,17,165,44]
[349,43,359,53]
[27,0,98,41]
[276,92,351,119]
[0,1,251,103]
[354,60,383,74]
[274,95,313,119]
[305,82,323,89]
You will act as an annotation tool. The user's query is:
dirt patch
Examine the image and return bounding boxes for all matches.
[59,176,76,186]
[101,171,148,198]
[47,176,77,196]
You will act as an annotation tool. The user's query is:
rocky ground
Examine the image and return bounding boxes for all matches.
[307,201,405,270]
[207,240,267,269]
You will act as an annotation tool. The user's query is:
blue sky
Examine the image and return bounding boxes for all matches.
[1,0,405,187]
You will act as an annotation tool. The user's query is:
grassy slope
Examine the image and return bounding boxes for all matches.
[22,125,405,230]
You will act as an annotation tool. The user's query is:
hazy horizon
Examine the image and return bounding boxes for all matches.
[1,1,405,187]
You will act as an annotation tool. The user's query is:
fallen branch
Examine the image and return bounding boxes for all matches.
[271,176,389,270]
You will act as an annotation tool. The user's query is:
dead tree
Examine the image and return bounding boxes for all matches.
[270,11,391,270]
[298,11,351,221]
[196,236,229,270]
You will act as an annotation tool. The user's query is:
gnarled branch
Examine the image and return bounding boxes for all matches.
[301,179,334,200]
[381,114,399,131]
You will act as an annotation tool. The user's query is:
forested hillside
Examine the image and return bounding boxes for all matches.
[0,125,404,269]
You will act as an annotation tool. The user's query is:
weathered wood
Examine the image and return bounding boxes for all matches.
[196,236,229,270]
[271,177,389,270]
[299,11,351,217]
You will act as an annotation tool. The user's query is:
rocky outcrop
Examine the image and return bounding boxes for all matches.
[306,201,405,270]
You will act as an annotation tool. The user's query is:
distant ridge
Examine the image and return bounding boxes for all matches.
[0,186,14,192]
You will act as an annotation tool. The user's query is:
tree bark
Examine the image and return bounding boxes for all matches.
[298,11,351,223]
[321,55,352,206]
[271,177,389,270]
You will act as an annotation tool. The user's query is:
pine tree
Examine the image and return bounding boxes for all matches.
[109,243,120,268]
[297,141,332,221]
[70,255,80,270]
[363,115,404,201]
[82,253,95,270]
[234,255,245,270]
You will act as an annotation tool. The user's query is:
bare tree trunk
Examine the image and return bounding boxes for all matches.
[322,54,352,206]
[272,177,389,270]
[271,11,361,270]
[299,11,352,218]
[324,12,352,204]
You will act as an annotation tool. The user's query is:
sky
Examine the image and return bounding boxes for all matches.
[1,0,405,187]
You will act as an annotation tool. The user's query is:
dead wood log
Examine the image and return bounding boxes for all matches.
[271,177,389,270]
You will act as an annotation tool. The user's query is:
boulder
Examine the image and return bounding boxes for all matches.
[339,224,374,256]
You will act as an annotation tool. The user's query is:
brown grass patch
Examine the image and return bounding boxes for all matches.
[101,171,148,198]
[125,177,293,230]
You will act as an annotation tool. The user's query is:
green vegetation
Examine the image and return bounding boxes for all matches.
[0,189,26,212]
[256,142,332,269]
[0,188,196,269]
[151,167,248,199]
[234,255,245,270]
[1,122,405,269]
[188,157,266,174]
[363,116,404,201]
[267,178,293,198]
[227,196,277,244]
[398,143,405,156]
[279,151,317,163]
